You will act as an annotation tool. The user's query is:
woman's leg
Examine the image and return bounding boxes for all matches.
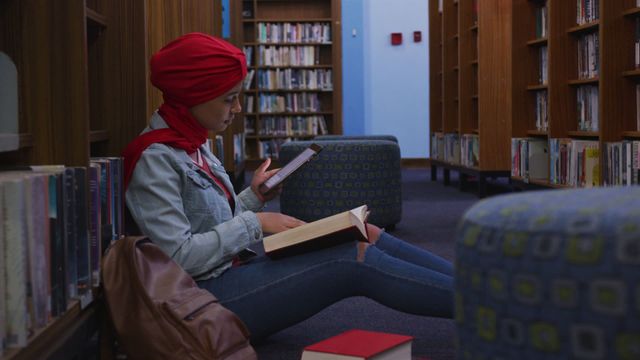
[197,241,453,340]
[374,232,454,276]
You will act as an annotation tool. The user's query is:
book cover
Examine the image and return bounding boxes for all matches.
[25,166,68,316]
[88,163,102,288]
[63,167,78,300]
[91,158,113,253]
[48,171,67,317]
[24,173,51,330]
[263,205,369,258]
[73,167,92,306]
[301,329,413,360]
[1,175,28,348]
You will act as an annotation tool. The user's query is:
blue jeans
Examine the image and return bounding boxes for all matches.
[197,232,453,340]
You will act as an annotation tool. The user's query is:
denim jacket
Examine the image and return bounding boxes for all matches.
[126,112,264,280]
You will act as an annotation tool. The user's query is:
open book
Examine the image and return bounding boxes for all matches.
[263,205,370,258]
[258,143,322,194]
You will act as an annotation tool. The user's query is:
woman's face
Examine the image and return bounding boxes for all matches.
[190,81,242,132]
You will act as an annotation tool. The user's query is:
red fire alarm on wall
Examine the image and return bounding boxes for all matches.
[414,31,422,42]
[391,32,402,46]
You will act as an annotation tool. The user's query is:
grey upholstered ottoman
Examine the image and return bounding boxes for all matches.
[278,139,402,228]
[455,187,640,359]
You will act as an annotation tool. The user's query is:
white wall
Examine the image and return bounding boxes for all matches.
[363,0,429,158]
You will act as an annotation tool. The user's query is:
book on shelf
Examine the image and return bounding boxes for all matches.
[539,46,548,84]
[1,174,29,348]
[577,32,598,79]
[576,0,599,25]
[243,69,255,90]
[635,18,640,69]
[536,4,548,38]
[88,163,102,288]
[511,138,548,181]
[576,85,599,131]
[259,142,322,194]
[604,141,640,186]
[301,329,414,360]
[263,204,370,258]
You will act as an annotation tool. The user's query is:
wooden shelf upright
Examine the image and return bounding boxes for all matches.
[511,0,640,190]
[429,0,512,197]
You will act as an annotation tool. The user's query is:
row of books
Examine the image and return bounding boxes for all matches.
[245,115,328,137]
[511,138,549,180]
[576,85,599,132]
[603,141,640,186]
[255,69,333,91]
[513,138,600,187]
[635,18,640,68]
[258,45,322,67]
[431,133,479,167]
[258,93,322,113]
[535,90,549,132]
[538,46,548,84]
[243,46,254,67]
[431,133,458,164]
[549,138,599,187]
[257,22,331,44]
[430,133,444,162]
[577,33,599,80]
[460,134,479,168]
[535,3,548,39]
[0,158,124,351]
[576,0,599,25]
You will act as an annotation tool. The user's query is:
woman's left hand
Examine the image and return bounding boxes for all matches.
[251,158,282,202]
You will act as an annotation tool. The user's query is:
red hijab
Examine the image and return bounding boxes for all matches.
[122,33,247,189]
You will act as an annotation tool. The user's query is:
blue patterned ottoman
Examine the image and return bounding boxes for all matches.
[314,134,399,143]
[455,187,640,359]
[278,139,402,228]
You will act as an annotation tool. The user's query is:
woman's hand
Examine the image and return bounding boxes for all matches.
[251,158,282,202]
[256,212,306,235]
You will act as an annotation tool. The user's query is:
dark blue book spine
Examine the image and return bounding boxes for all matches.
[63,168,78,300]
[48,173,66,316]
[88,164,101,288]
[73,167,90,296]
[110,158,123,239]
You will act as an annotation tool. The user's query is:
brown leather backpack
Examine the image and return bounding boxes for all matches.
[102,236,257,360]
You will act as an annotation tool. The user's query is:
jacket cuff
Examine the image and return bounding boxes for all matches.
[238,211,263,244]
[238,187,265,212]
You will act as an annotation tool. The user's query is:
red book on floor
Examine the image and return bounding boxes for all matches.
[300,329,413,360]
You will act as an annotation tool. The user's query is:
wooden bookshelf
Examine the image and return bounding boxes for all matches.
[508,0,640,188]
[429,0,511,197]
[232,0,342,169]
[0,0,225,357]
[428,0,442,169]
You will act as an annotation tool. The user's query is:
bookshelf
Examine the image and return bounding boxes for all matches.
[429,0,512,197]
[231,0,342,169]
[0,0,224,358]
[511,0,640,189]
